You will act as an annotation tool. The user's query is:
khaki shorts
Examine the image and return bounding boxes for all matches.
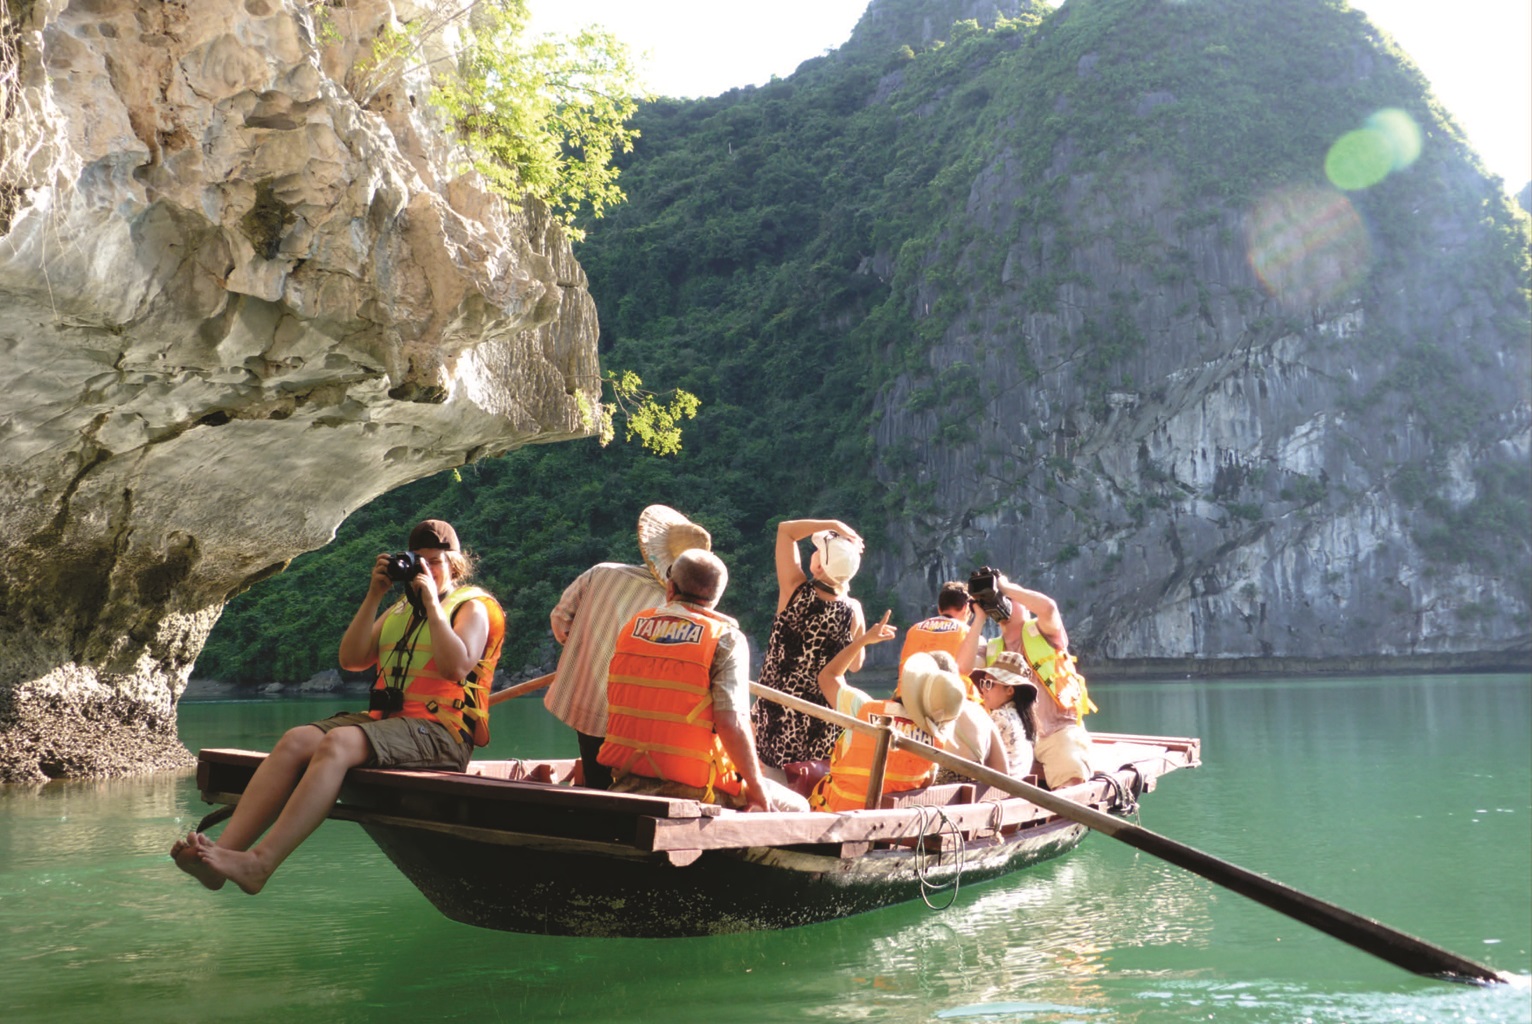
[1035,724,1093,789]
[312,712,471,772]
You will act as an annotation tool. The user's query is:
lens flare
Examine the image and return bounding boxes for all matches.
[1366,107,1422,169]
[1246,185,1371,309]
[1325,129,1394,190]
[1324,108,1422,190]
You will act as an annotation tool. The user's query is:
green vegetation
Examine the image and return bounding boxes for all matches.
[198,0,1530,683]
[1403,461,1532,588]
[357,0,642,236]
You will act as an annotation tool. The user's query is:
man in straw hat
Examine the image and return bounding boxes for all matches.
[803,618,1008,811]
[598,549,808,812]
[546,505,712,789]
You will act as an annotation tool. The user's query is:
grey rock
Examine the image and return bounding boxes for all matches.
[0,1,601,780]
[871,136,1530,669]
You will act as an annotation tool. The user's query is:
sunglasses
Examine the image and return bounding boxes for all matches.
[974,677,1013,692]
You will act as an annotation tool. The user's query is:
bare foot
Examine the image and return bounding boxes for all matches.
[170,831,226,891]
[526,763,555,784]
[196,843,273,895]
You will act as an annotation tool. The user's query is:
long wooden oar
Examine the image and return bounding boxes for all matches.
[751,681,1506,985]
[488,672,555,706]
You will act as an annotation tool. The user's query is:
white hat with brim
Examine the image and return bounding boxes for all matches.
[899,652,966,746]
[811,529,861,586]
[636,505,712,585]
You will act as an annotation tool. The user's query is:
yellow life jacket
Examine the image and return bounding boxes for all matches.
[597,604,744,802]
[991,620,1097,717]
[811,698,938,812]
[371,586,505,746]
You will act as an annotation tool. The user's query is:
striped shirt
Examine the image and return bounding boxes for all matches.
[544,563,665,736]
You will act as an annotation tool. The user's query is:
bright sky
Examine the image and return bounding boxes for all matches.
[526,0,1532,192]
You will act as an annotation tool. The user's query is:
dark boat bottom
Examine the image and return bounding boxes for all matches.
[363,818,1091,938]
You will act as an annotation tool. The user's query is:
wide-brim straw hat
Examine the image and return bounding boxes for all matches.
[636,505,712,585]
[899,652,965,745]
[973,649,1037,691]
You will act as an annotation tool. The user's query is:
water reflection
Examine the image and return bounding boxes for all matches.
[2,676,1527,1024]
[776,839,1213,1020]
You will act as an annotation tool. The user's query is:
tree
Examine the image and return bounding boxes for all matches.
[421,0,645,237]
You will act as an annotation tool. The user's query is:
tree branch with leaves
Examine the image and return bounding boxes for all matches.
[574,370,700,456]
[399,0,647,238]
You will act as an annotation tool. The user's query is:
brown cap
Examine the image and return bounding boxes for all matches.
[408,519,460,552]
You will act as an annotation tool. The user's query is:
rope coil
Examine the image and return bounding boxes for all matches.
[908,805,966,910]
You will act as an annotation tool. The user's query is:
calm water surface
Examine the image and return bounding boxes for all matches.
[2,674,1528,1023]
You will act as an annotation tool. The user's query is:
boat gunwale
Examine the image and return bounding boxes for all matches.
[195,734,1197,858]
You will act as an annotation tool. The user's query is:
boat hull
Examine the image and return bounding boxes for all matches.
[363,817,1090,937]
[194,732,1198,938]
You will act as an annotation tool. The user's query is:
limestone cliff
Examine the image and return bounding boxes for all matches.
[862,0,1532,672]
[499,0,1528,680]
[0,0,601,781]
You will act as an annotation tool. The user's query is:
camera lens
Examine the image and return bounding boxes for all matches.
[385,551,422,582]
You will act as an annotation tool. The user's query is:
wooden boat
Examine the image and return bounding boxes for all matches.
[192,730,1199,938]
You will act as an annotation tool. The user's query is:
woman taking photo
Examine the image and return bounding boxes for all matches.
[171,519,504,895]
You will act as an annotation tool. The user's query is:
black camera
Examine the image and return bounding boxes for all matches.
[368,686,405,713]
[968,566,1014,623]
[385,551,424,582]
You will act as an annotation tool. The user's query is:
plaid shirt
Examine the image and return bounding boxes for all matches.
[544,563,664,736]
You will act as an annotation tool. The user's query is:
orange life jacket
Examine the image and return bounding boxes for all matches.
[811,699,938,812]
[897,615,980,703]
[597,604,744,801]
[370,586,505,746]
[898,615,969,672]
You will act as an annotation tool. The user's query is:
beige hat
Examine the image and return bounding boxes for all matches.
[636,505,712,585]
[899,652,966,745]
[811,529,861,585]
[973,649,1037,691]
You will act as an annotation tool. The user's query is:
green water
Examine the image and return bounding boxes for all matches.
[2,674,1528,1023]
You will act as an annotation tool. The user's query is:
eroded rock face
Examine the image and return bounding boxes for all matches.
[0,0,601,780]
[873,157,1532,670]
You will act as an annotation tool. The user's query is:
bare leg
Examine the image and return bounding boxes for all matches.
[196,726,372,894]
[222,725,328,849]
[171,831,228,890]
[172,724,326,890]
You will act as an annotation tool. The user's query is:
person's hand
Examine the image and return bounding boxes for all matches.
[826,521,863,550]
[861,609,897,647]
[368,553,393,595]
[409,568,440,611]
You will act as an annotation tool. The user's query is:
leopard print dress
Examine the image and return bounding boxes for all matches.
[750,580,856,768]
